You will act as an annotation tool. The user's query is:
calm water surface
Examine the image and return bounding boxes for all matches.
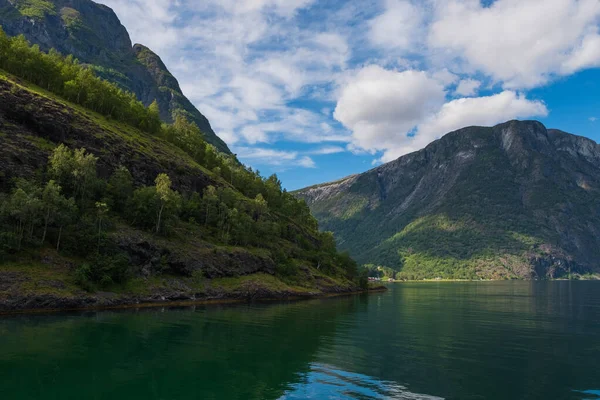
[1,282,600,399]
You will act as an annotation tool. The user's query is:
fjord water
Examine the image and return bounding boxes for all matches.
[1,282,599,400]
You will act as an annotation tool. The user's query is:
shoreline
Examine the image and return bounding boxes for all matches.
[0,286,387,316]
[381,278,600,283]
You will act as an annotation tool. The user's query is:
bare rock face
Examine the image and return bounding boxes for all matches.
[0,0,231,154]
[296,120,600,279]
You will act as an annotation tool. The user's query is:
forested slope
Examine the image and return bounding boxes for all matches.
[0,30,365,312]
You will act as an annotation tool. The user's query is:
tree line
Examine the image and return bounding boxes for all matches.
[0,27,162,133]
[0,145,358,289]
[0,27,317,230]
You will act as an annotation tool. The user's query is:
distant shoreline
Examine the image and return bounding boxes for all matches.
[381,278,600,283]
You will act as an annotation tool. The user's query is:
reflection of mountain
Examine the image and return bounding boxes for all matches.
[0,297,361,400]
[2,284,599,400]
[315,283,600,400]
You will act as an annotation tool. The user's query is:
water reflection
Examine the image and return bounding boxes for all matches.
[1,282,599,400]
[280,363,443,400]
[0,296,368,400]
[575,390,600,399]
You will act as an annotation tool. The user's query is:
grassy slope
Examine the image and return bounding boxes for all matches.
[0,71,361,309]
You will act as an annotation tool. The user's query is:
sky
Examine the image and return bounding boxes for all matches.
[98,0,600,190]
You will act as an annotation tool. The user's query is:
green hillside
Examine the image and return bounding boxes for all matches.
[0,0,231,153]
[0,29,367,312]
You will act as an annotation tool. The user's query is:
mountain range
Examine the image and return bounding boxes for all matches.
[296,120,600,280]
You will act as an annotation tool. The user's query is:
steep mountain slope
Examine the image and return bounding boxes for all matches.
[0,0,231,153]
[0,44,367,312]
[296,121,600,280]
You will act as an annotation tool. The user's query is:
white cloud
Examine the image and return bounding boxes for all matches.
[334,65,446,154]
[218,0,316,17]
[98,0,600,178]
[308,146,346,155]
[369,0,424,52]
[431,69,460,86]
[428,0,600,89]
[378,91,548,162]
[562,33,600,73]
[298,156,317,168]
[232,147,316,169]
[334,64,548,163]
[454,79,481,96]
[590,117,598,122]
[99,0,346,150]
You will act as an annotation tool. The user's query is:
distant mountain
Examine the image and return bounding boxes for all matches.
[0,0,231,154]
[296,120,600,280]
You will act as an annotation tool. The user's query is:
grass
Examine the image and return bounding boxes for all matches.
[27,135,56,151]
[0,70,219,182]
[60,7,82,29]
[209,273,323,296]
[0,259,80,298]
[13,0,56,19]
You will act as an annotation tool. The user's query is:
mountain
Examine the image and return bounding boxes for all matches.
[0,0,231,154]
[295,120,600,280]
[0,28,369,313]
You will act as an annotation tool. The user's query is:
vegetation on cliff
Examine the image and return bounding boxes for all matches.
[296,122,600,280]
[0,31,365,305]
[0,0,231,153]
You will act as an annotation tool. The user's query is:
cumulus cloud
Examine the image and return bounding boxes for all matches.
[428,0,600,88]
[334,65,446,153]
[377,91,548,162]
[335,65,548,163]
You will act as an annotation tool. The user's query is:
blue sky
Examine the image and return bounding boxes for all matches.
[99,0,600,190]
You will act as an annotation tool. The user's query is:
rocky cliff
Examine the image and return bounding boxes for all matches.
[0,0,231,153]
[296,121,600,280]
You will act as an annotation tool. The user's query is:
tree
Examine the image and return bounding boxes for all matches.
[5,181,42,250]
[72,148,98,206]
[203,185,219,226]
[95,202,109,251]
[154,174,181,234]
[253,193,268,221]
[130,186,158,230]
[40,180,62,245]
[107,166,133,213]
[0,27,9,66]
[147,100,162,134]
[49,144,75,193]
[54,196,77,252]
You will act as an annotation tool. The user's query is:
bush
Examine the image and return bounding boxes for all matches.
[75,252,130,290]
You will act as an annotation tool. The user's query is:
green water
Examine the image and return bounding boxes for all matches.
[1,282,600,400]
